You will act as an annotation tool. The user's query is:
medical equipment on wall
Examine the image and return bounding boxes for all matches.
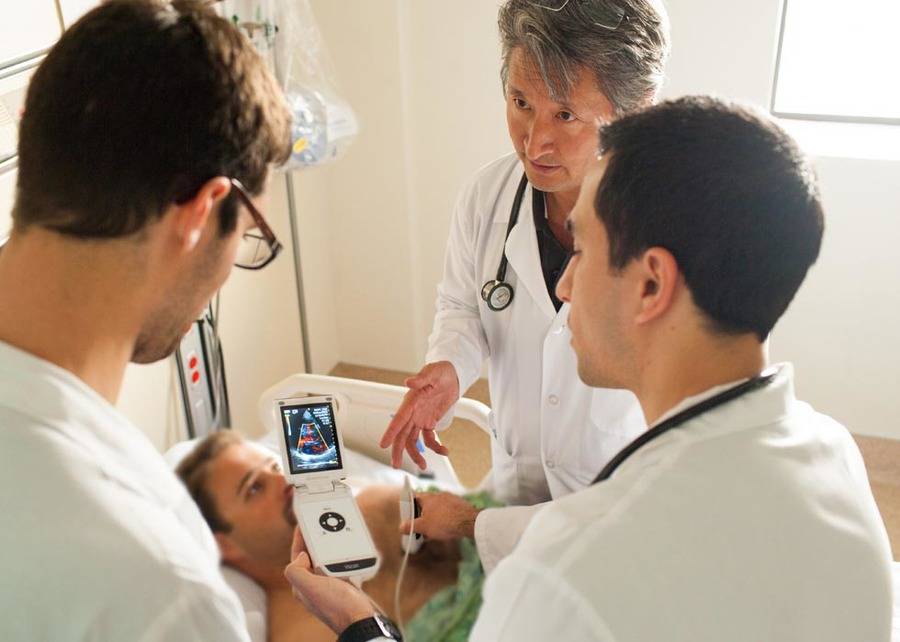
[481,173,529,311]
[175,300,231,438]
[276,394,381,579]
[221,0,359,170]
[592,367,779,484]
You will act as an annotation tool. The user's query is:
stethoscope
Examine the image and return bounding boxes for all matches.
[481,173,530,312]
[592,366,780,485]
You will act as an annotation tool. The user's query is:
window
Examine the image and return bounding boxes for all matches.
[771,0,900,125]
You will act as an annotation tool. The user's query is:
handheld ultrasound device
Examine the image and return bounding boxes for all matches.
[276,395,380,579]
[399,477,424,554]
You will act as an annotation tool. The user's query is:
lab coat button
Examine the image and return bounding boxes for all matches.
[548,394,559,405]
[546,460,555,469]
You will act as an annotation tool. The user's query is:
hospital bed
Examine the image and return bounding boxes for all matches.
[166,373,491,642]
[168,374,900,642]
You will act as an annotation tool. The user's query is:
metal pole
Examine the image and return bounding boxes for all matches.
[285,172,313,373]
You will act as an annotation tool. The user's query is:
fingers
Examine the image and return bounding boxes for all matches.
[405,363,439,389]
[398,516,424,535]
[422,429,449,456]
[404,373,430,389]
[382,364,452,468]
[380,391,416,448]
[285,550,313,584]
[391,427,411,468]
[291,527,307,561]
[405,435,427,470]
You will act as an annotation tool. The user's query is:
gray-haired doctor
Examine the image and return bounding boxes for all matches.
[379,0,670,571]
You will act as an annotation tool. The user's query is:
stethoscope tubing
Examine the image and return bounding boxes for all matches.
[592,367,780,484]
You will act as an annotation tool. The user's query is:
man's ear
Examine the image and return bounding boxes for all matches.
[171,177,232,252]
[214,531,246,566]
[634,247,680,326]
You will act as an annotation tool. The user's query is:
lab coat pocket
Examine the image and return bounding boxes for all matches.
[487,412,547,505]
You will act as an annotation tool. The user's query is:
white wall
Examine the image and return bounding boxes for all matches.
[292,168,341,374]
[308,0,420,372]
[310,0,509,372]
[309,0,900,436]
[401,1,510,358]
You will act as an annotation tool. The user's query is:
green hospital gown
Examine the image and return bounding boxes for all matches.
[406,491,504,642]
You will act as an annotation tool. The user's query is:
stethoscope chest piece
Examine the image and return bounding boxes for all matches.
[481,280,514,311]
[481,172,529,314]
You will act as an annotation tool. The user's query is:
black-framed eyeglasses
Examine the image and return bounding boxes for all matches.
[527,0,626,30]
[230,178,282,270]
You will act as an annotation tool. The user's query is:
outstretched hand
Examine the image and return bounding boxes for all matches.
[379,361,458,469]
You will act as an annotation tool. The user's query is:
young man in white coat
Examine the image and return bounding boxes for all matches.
[381,0,671,572]
[285,97,893,641]
[0,1,291,639]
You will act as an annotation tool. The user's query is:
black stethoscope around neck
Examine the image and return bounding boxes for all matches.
[592,367,780,485]
[481,173,530,312]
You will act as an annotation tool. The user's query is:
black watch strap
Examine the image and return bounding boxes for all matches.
[337,614,403,642]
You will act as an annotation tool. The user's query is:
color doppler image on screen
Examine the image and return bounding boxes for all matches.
[281,402,342,474]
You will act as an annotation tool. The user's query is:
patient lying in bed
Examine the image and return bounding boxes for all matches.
[175,431,462,642]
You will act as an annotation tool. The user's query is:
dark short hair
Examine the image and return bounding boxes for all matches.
[13,0,291,238]
[176,430,243,533]
[595,96,824,340]
[498,0,669,113]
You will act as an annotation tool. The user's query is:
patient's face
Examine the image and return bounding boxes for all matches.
[206,442,297,568]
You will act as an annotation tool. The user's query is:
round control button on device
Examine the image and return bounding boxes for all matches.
[319,511,346,532]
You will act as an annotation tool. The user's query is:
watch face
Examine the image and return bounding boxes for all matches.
[374,614,400,639]
[339,615,401,642]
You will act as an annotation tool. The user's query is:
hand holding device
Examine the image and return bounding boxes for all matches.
[399,491,480,541]
[285,529,378,635]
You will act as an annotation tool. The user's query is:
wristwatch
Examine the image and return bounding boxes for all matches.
[337,614,403,642]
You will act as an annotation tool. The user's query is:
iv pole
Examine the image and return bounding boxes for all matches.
[285,173,313,374]
[225,1,313,374]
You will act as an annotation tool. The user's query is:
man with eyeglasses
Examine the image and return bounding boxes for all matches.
[380,0,670,574]
[0,1,288,639]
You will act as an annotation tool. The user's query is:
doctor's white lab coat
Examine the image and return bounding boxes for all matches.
[468,365,893,641]
[427,153,646,570]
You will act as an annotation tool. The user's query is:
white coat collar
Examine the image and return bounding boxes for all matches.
[650,362,796,433]
[504,181,558,320]
[0,339,186,508]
